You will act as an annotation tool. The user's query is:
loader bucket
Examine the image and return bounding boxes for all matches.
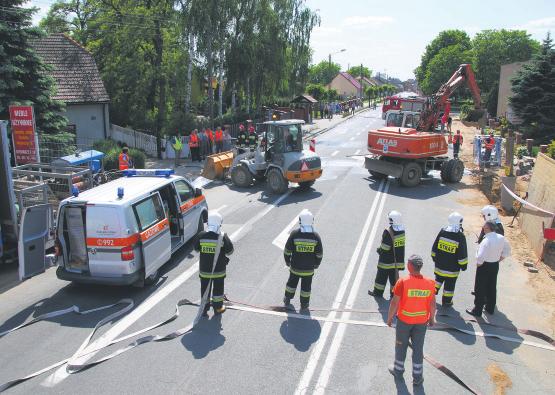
[201,151,234,180]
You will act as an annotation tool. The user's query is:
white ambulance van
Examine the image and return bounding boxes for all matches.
[54,169,208,286]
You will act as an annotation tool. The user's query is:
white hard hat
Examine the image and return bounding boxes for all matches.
[299,209,314,227]
[448,212,464,227]
[481,205,499,221]
[207,211,223,233]
[388,210,402,226]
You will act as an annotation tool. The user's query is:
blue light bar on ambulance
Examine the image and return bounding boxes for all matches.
[123,169,175,178]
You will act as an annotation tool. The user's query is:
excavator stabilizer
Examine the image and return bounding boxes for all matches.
[201,151,234,180]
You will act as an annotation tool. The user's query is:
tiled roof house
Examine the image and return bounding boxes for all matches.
[31,33,110,143]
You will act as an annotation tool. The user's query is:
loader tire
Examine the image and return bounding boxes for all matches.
[267,168,289,194]
[231,165,253,187]
[400,162,422,187]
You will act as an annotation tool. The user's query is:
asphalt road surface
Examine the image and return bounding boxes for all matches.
[0,108,553,394]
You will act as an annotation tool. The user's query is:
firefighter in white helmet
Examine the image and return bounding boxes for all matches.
[369,211,406,298]
[477,205,504,243]
[194,211,234,316]
[431,212,468,306]
[283,209,323,310]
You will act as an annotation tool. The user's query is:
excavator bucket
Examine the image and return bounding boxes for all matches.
[201,151,234,180]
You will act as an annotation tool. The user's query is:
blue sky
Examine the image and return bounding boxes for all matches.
[305,0,554,80]
[28,0,554,80]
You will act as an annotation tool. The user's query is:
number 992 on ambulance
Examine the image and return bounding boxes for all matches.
[54,169,208,286]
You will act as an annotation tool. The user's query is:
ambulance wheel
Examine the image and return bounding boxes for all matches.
[144,269,160,286]
[267,168,288,194]
[400,162,422,187]
[298,181,315,189]
[231,165,252,188]
[196,216,204,234]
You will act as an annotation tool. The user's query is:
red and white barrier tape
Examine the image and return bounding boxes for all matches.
[502,184,555,216]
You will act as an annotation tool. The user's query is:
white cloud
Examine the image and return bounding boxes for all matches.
[342,15,394,27]
[523,17,555,29]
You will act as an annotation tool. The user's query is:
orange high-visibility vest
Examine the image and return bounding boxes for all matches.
[394,274,435,325]
[118,153,130,170]
[453,134,463,144]
[215,130,223,142]
[206,130,214,141]
[485,138,494,150]
[189,134,199,148]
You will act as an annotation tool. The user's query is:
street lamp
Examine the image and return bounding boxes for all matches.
[328,48,346,70]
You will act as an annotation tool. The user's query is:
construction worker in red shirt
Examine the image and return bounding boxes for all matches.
[387,254,436,386]
[483,133,495,166]
[214,126,224,153]
[452,130,463,159]
[118,147,131,170]
[188,129,200,162]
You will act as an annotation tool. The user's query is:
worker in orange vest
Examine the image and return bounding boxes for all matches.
[387,254,436,386]
[214,126,224,153]
[118,147,131,170]
[452,130,463,159]
[189,129,200,162]
[483,133,495,166]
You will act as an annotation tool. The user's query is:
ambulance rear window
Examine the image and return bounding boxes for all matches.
[87,207,121,237]
[133,195,165,231]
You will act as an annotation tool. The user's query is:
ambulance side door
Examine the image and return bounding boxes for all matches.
[18,204,52,280]
[133,193,171,277]
[174,179,198,241]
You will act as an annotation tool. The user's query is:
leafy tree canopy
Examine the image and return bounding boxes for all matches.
[308,60,341,85]
[1,0,67,134]
[347,65,372,79]
[510,34,555,141]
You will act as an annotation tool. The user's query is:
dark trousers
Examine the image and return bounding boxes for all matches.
[483,149,492,166]
[215,141,223,153]
[473,261,499,313]
[191,147,200,162]
[284,272,313,306]
[394,319,427,379]
[453,143,460,158]
[373,268,398,296]
[200,277,225,311]
[434,274,458,304]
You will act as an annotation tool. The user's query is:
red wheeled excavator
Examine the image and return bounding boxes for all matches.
[365,64,484,187]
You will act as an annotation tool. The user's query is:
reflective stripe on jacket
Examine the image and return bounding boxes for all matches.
[393,274,435,325]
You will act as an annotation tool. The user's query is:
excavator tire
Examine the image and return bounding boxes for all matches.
[267,168,289,194]
[230,165,253,188]
[440,159,464,183]
[400,161,422,187]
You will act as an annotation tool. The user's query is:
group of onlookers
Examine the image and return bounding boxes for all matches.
[316,98,364,119]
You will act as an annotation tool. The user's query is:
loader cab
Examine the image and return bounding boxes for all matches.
[262,121,303,162]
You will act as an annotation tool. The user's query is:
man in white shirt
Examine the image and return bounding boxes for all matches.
[467,221,511,317]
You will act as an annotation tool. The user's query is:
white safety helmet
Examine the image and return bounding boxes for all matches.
[446,212,464,232]
[388,210,404,231]
[481,205,499,221]
[207,211,223,233]
[299,209,314,233]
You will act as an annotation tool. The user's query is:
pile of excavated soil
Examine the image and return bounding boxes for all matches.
[486,363,512,395]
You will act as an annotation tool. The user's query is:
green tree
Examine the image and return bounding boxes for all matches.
[347,65,372,79]
[308,60,341,85]
[510,34,555,141]
[473,29,539,101]
[420,44,473,95]
[39,0,95,44]
[305,83,326,100]
[1,0,67,134]
[415,30,471,88]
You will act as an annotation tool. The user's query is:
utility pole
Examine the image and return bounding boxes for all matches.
[360,63,363,99]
